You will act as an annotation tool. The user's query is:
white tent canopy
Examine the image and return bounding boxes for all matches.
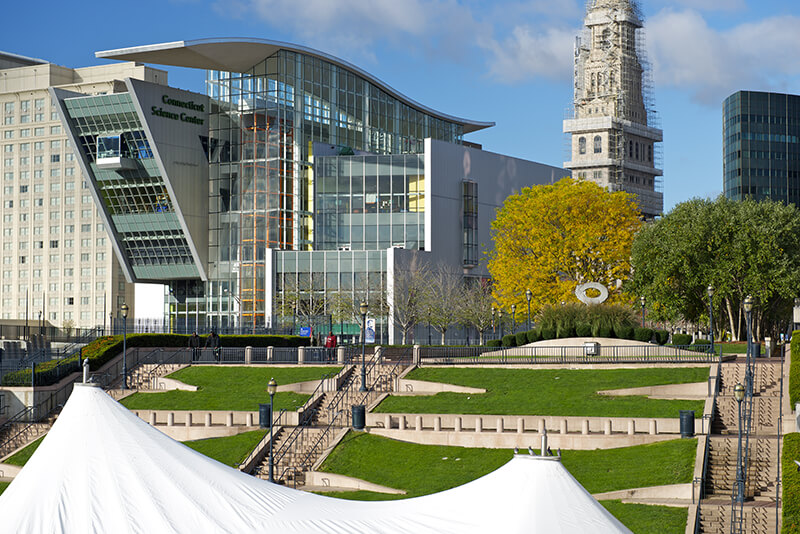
[0,384,631,533]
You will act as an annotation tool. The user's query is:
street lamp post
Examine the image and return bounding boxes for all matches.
[267,377,277,483]
[640,296,646,328]
[511,304,516,334]
[707,285,715,354]
[359,301,368,392]
[525,289,532,331]
[498,309,504,339]
[38,311,42,338]
[491,307,496,340]
[743,295,754,395]
[121,303,129,390]
[733,382,745,507]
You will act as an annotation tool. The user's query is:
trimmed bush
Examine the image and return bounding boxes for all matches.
[526,329,541,343]
[575,323,592,337]
[556,324,576,339]
[791,331,800,406]
[501,334,517,347]
[486,339,502,348]
[595,325,614,338]
[540,326,557,340]
[614,325,634,340]
[783,433,800,533]
[672,333,692,346]
[655,329,669,345]
[634,327,654,343]
[515,331,528,346]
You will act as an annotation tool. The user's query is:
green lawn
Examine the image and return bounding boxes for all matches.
[783,433,800,533]
[2,436,44,466]
[183,429,267,467]
[376,367,707,417]
[0,481,8,496]
[319,432,695,498]
[121,366,340,411]
[601,500,687,534]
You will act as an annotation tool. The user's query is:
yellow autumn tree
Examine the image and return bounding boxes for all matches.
[488,177,642,314]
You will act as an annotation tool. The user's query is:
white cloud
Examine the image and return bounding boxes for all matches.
[482,25,577,83]
[650,0,746,12]
[214,0,488,62]
[647,9,800,105]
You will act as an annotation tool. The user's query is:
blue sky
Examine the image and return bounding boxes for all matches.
[6,0,800,211]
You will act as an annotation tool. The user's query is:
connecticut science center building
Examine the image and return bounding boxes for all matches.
[52,39,566,342]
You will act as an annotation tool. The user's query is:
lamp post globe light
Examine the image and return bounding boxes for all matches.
[743,295,754,394]
[359,301,368,392]
[707,285,715,354]
[491,307,496,339]
[511,304,516,334]
[525,289,532,331]
[267,377,278,483]
[498,309,504,339]
[121,303,129,390]
[733,382,745,505]
[639,296,646,328]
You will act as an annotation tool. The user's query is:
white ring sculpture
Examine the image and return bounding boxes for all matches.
[574,282,609,305]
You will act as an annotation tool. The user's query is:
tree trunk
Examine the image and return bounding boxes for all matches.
[725,298,739,342]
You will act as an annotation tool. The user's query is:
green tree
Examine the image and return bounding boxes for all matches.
[629,196,800,340]
[488,178,642,314]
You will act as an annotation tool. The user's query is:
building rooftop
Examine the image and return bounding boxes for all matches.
[95,38,494,134]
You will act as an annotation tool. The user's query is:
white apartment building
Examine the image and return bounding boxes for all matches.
[0,52,167,330]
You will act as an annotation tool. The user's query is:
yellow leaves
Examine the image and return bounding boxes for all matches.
[488,178,642,314]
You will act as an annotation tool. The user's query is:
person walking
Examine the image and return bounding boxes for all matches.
[324,331,337,362]
[188,332,201,362]
[205,330,221,362]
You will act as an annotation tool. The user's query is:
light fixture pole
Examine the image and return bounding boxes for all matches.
[267,377,277,483]
[707,285,715,354]
[640,296,646,328]
[511,304,516,334]
[733,383,745,509]
[491,307,496,339]
[743,295,753,395]
[121,303,129,390]
[498,309,504,339]
[525,289,532,331]
[359,301,368,392]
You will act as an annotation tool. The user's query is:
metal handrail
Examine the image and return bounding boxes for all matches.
[694,347,723,533]
[239,408,288,472]
[292,409,344,476]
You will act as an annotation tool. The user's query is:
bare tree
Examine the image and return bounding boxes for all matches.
[391,266,431,344]
[280,276,327,334]
[457,278,495,345]
[423,264,463,345]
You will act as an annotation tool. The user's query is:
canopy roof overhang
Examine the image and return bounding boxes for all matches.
[96,38,494,134]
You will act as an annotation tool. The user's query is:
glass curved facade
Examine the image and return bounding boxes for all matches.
[202,49,465,331]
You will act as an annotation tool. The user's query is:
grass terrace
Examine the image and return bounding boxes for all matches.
[183,429,267,467]
[121,366,341,411]
[601,500,688,534]
[376,367,707,417]
[319,432,696,498]
[0,481,8,496]
[2,436,44,466]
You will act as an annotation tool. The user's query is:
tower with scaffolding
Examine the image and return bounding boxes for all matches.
[563,0,663,218]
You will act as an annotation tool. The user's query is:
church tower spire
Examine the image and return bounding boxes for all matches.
[563,0,663,218]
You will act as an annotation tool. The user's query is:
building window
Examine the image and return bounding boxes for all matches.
[593,135,602,154]
[462,180,478,267]
[578,137,586,155]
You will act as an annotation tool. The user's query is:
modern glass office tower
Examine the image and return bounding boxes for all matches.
[723,90,800,205]
[55,39,567,341]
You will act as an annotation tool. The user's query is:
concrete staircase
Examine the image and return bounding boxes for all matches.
[0,419,52,459]
[127,362,186,390]
[697,359,783,533]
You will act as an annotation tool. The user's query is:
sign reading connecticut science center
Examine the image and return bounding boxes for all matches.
[151,95,205,125]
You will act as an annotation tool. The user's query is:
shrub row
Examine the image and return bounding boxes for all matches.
[791,331,800,407]
[0,333,311,387]
[783,432,800,533]
[494,325,669,347]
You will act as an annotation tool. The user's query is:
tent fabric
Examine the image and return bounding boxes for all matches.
[0,384,632,533]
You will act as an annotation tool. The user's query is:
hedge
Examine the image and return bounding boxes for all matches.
[501,334,517,347]
[575,323,592,337]
[790,331,800,406]
[0,333,311,387]
[515,332,528,346]
[614,325,634,340]
[526,329,541,343]
[672,333,693,346]
[783,433,800,533]
[634,327,654,343]
[541,326,557,340]
[486,339,502,348]
[655,329,669,345]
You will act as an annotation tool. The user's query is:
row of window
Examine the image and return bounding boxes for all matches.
[2,111,60,125]
[2,238,105,250]
[2,266,108,278]
[0,224,101,237]
[3,195,94,208]
[3,181,82,193]
[7,252,106,264]
[1,125,61,138]
[3,99,49,114]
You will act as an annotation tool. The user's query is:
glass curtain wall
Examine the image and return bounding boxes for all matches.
[201,49,462,332]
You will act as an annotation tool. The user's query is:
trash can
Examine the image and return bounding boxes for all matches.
[352,405,366,430]
[679,410,695,438]
[259,403,272,428]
